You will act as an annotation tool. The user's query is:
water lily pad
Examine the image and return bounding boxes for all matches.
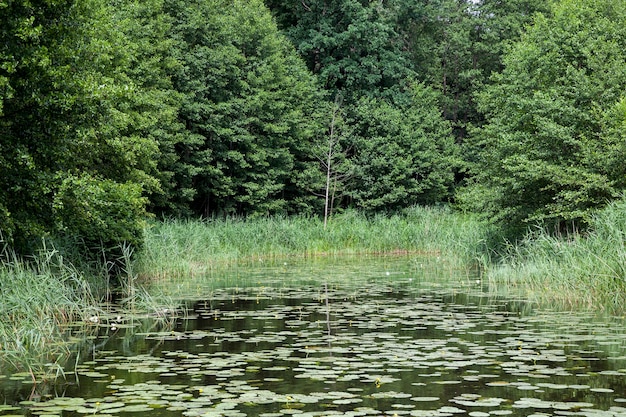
[438,406,467,414]
[332,398,363,405]
[370,391,412,399]
[589,388,614,393]
[0,405,20,412]
[8,259,626,417]
[451,397,505,407]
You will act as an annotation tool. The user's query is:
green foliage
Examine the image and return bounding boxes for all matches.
[53,174,148,249]
[384,0,551,141]
[460,0,626,236]
[0,246,98,373]
[3,0,626,274]
[109,0,189,216]
[0,0,160,254]
[487,195,626,311]
[264,0,460,213]
[347,85,457,211]
[266,0,415,102]
[135,206,486,280]
[396,0,481,133]
[166,0,323,217]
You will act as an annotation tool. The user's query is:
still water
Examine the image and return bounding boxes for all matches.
[2,256,626,417]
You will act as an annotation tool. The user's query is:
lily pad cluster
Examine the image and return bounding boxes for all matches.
[3,263,626,417]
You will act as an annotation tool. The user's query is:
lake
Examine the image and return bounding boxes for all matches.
[2,255,626,417]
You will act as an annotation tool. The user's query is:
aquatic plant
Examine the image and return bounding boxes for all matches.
[486,197,626,312]
[7,279,626,417]
[135,206,488,282]
[0,244,99,377]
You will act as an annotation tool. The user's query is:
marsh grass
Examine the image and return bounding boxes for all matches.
[0,238,185,378]
[10,200,626,379]
[486,198,626,312]
[135,206,488,283]
[0,243,102,378]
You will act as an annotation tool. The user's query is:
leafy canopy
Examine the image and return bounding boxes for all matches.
[164,0,323,217]
[460,0,626,235]
[0,0,160,253]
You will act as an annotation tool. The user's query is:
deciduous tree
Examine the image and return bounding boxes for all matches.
[165,0,323,217]
[347,85,456,211]
[265,0,415,102]
[460,0,626,235]
[0,0,160,254]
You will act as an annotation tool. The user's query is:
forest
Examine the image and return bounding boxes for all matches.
[2,0,626,258]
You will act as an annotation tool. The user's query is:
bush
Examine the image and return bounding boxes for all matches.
[53,173,149,251]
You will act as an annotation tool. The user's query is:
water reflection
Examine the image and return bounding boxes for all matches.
[2,256,626,416]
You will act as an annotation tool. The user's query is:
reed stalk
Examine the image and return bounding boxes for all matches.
[485,197,626,312]
[0,243,99,377]
[135,206,488,283]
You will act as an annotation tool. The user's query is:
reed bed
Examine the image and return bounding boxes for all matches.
[9,201,626,375]
[486,198,626,312]
[0,247,99,376]
[135,206,488,282]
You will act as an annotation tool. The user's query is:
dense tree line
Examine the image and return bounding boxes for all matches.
[1,0,625,257]
[459,0,626,235]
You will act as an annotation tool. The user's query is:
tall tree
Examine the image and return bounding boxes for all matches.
[265,0,415,103]
[165,0,323,217]
[265,0,459,211]
[0,0,159,253]
[459,0,626,235]
[393,0,551,141]
[347,85,456,211]
[109,0,192,217]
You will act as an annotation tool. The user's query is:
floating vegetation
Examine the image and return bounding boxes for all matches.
[2,258,626,416]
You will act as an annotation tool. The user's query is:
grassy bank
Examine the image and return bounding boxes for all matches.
[6,201,626,375]
[135,206,488,282]
[486,198,626,312]
[0,247,101,377]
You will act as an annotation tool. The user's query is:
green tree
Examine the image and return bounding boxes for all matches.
[393,0,551,141]
[0,0,159,253]
[165,0,323,217]
[265,0,415,102]
[347,85,456,211]
[594,98,626,188]
[460,0,626,235]
[109,0,196,217]
[265,0,460,212]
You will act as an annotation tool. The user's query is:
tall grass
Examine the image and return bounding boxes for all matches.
[0,238,186,378]
[7,201,626,377]
[135,206,489,282]
[486,198,626,312]
[0,244,100,377]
